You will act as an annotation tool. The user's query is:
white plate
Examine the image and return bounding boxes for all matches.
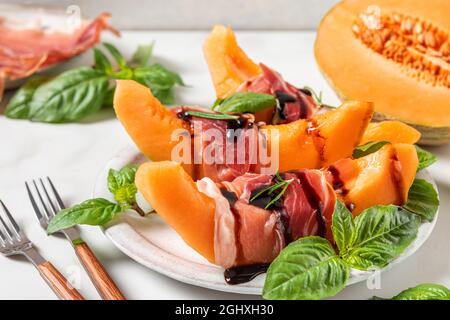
[93,145,439,295]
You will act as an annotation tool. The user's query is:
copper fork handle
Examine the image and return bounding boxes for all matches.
[38,261,84,300]
[74,242,125,300]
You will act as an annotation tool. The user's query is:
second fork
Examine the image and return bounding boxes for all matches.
[26,177,125,300]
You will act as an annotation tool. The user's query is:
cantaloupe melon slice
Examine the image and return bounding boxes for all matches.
[113,80,193,175]
[264,100,374,171]
[203,25,261,99]
[135,161,216,262]
[361,121,421,145]
[330,143,418,215]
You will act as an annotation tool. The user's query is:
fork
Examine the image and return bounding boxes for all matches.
[0,200,84,300]
[26,177,125,300]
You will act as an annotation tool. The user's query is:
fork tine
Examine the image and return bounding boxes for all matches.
[47,177,66,210]
[25,182,44,220]
[0,226,7,244]
[39,178,57,216]
[0,203,15,240]
[32,180,53,219]
[0,200,22,234]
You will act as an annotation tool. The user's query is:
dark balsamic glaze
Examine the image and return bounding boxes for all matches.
[219,188,238,206]
[328,165,347,194]
[248,176,285,210]
[299,87,312,96]
[176,110,192,121]
[275,90,297,120]
[293,171,326,238]
[224,264,270,285]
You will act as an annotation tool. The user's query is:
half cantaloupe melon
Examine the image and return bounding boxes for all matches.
[203,25,261,99]
[135,161,216,263]
[263,100,374,171]
[315,0,450,145]
[329,143,418,215]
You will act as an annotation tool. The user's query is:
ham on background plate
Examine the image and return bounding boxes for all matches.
[0,4,117,99]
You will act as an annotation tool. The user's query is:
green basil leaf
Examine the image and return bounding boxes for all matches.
[392,284,450,300]
[103,42,128,69]
[214,92,276,114]
[133,64,184,104]
[102,86,115,108]
[28,67,109,122]
[331,200,354,256]
[93,48,113,74]
[131,42,154,66]
[108,164,139,206]
[342,205,421,270]
[403,178,439,222]
[353,141,390,158]
[47,198,123,234]
[114,183,138,206]
[5,76,50,119]
[263,236,349,300]
[415,145,437,171]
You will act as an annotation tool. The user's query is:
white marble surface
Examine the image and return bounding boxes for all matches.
[0,31,449,300]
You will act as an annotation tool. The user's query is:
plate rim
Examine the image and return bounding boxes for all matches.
[94,145,439,295]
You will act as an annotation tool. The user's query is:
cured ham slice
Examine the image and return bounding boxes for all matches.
[197,170,335,268]
[0,11,117,97]
[175,106,264,182]
[237,64,319,123]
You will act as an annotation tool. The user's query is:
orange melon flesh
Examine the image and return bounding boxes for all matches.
[331,143,418,215]
[135,161,216,263]
[315,0,450,129]
[263,100,373,171]
[361,121,421,145]
[203,25,262,99]
[316,101,374,166]
[113,80,193,175]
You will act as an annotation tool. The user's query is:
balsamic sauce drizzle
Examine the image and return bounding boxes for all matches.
[224,264,270,285]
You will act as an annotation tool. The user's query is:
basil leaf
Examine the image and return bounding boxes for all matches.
[107,164,138,193]
[102,86,115,108]
[415,145,437,171]
[263,236,349,300]
[5,76,50,119]
[331,200,354,256]
[108,164,139,206]
[133,64,184,104]
[28,67,109,122]
[214,92,276,114]
[93,48,113,74]
[342,205,421,270]
[392,284,450,300]
[47,198,123,234]
[103,42,128,69]
[403,178,439,222]
[353,141,389,158]
[131,42,154,66]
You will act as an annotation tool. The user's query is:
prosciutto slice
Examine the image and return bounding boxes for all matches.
[197,170,336,268]
[237,64,318,123]
[0,11,117,97]
[175,106,265,182]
